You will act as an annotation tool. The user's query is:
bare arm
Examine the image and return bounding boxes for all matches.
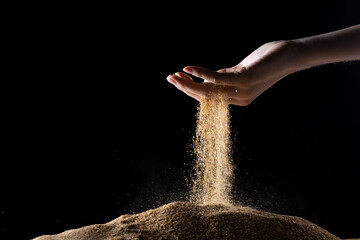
[294,24,360,70]
[167,25,360,106]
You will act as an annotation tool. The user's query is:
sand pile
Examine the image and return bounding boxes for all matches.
[34,201,346,240]
[33,86,358,240]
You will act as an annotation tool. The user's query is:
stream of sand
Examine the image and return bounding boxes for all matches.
[190,88,234,205]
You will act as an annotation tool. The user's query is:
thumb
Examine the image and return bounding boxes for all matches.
[217,66,237,73]
[183,66,219,82]
[183,66,233,84]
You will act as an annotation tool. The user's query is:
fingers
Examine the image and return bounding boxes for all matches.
[167,73,207,101]
[167,72,253,106]
[183,66,239,86]
[175,72,192,80]
[173,72,202,101]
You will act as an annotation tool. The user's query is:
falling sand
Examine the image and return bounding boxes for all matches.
[190,87,234,205]
[33,85,358,240]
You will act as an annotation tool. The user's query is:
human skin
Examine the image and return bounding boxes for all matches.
[167,24,360,106]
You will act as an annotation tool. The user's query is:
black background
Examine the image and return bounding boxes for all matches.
[2,1,360,239]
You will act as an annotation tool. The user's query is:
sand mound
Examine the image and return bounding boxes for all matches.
[33,201,355,240]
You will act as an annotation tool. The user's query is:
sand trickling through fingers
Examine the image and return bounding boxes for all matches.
[190,86,235,205]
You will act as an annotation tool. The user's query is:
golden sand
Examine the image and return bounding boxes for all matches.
[33,84,358,240]
[190,88,234,205]
[34,201,344,240]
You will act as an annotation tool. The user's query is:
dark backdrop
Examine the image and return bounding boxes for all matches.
[2,1,360,239]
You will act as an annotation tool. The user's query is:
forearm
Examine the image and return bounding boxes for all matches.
[293,24,360,70]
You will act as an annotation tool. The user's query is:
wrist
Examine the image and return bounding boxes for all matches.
[291,37,322,71]
[277,39,306,75]
[288,39,312,72]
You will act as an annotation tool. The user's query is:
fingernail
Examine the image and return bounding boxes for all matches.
[175,72,187,79]
[166,75,177,85]
[183,67,193,74]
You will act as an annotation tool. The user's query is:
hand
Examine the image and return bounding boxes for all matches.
[167,40,299,106]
